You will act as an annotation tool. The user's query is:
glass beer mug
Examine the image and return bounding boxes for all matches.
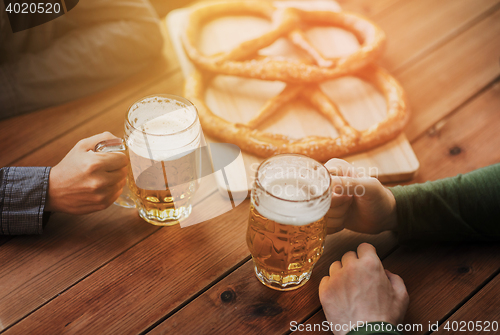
[246,154,332,291]
[96,94,203,225]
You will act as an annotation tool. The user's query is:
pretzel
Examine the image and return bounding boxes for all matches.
[182,1,386,83]
[185,64,409,162]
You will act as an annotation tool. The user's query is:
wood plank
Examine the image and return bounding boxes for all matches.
[145,231,398,335]
[294,78,500,334]
[378,0,500,72]
[399,8,500,141]
[0,18,179,167]
[408,80,500,182]
[0,207,158,331]
[388,245,500,335]
[2,200,252,334]
[433,274,500,335]
[298,244,500,335]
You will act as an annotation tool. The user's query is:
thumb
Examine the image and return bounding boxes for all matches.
[325,158,358,177]
[77,132,119,151]
[331,176,367,198]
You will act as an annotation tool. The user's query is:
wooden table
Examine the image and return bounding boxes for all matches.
[1,0,500,334]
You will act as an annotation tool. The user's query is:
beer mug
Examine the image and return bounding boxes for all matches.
[95,94,203,225]
[246,154,332,291]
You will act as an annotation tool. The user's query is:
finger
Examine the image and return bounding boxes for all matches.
[325,158,358,177]
[77,132,118,151]
[357,242,378,259]
[318,276,330,300]
[332,176,373,198]
[93,168,127,188]
[106,166,128,184]
[330,193,353,211]
[385,270,409,299]
[341,250,358,266]
[91,152,129,172]
[326,197,352,234]
[331,176,352,197]
[329,260,342,276]
[109,187,126,204]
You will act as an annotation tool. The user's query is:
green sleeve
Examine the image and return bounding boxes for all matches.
[389,164,500,244]
[347,322,402,335]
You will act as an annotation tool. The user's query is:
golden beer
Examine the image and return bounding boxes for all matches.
[126,147,199,225]
[125,95,202,225]
[246,154,332,291]
[247,205,326,290]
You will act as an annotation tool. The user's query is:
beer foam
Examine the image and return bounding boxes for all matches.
[126,96,201,161]
[252,155,331,226]
[254,177,330,226]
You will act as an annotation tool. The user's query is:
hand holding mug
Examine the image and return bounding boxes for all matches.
[46,132,128,214]
[325,159,398,235]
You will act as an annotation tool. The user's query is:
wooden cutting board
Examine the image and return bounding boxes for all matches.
[166,0,419,197]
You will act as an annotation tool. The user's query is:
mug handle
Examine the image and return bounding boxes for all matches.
[94,138,136,208]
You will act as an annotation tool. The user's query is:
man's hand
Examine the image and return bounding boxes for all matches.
[319,243,409,335]
[325,158,398,235]
[46,132,128,214]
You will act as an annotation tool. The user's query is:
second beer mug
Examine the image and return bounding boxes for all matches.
[247,154,332,291]
[96,94,203,225]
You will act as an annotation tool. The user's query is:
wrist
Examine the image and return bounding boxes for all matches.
[46,165,62,212]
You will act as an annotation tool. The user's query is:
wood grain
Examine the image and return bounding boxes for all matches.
[378,0,500,72]
[3,200,251,335]
[0,207,158,331]
[146,231,398,335]
[399,8,500,141]
[408,80,500,183]
[433,274,500,335]
[393,245,500,335]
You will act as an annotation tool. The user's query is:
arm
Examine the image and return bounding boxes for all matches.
[1,132,128,235]
[0,0,163,118]
[326,160,500,243]
[390,163,500,243]
[0,167,51,235]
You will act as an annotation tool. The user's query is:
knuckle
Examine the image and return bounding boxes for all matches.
[361,254,380,269]
[84,159,101,174]
[89,179,105,191]
[93,193,107,203]
[360,242,376,251]
[329,261,339,272]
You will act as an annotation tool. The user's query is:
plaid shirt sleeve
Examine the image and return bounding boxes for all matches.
[0,167,51,235]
